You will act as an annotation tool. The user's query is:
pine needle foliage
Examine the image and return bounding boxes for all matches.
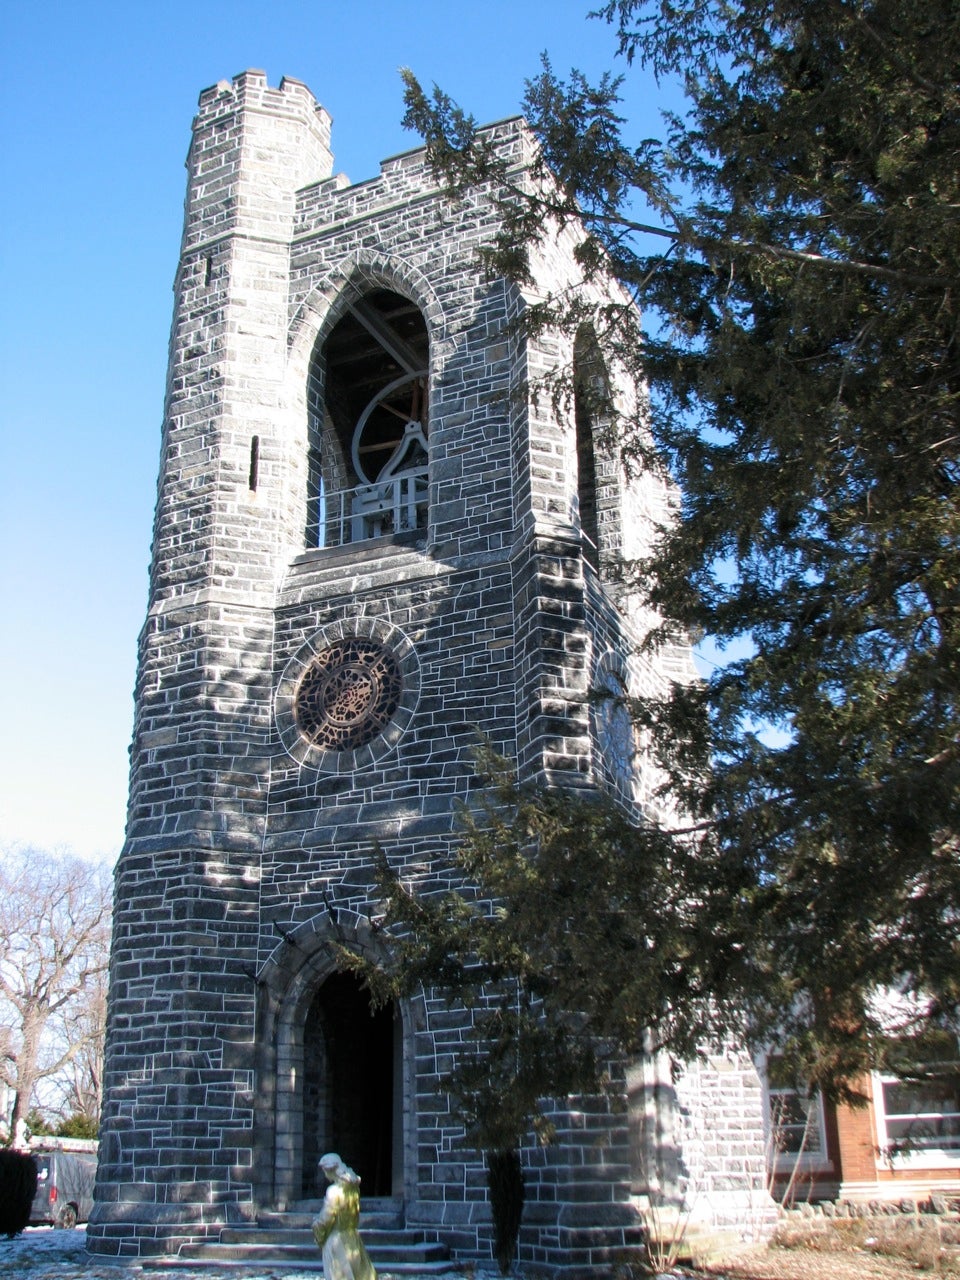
[397,0,960,1095]
[341,747,745,1141]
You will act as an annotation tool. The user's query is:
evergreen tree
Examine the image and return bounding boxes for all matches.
[396,0,959,1094]
[341,749,737,1269]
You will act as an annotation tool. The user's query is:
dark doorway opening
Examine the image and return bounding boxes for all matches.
[302,971,395,1198]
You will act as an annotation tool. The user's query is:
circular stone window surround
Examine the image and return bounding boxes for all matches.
[276,616,420,773]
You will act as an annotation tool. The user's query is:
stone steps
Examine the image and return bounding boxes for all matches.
[176,1199,455,1273]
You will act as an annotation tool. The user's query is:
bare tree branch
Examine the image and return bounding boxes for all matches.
[0,850,111,1139]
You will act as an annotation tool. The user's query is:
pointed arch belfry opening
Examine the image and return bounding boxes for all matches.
[307,286,430,549]
[301,971,398,1198]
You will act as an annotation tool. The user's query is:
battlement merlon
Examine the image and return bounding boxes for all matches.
[293,112,534,242]
[185,71,543,254]
[181,70,335,253]
[194,68,333,154]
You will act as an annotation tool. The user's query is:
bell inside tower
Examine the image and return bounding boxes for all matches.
[307,289,429,548]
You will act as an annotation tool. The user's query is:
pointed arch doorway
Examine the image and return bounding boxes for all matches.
[301,971,399,1199]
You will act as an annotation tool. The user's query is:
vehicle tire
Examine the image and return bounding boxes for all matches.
[55,1205,78,1230]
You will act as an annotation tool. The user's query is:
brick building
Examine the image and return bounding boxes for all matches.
[87,72,772,1269]
[765,1055,960,1205]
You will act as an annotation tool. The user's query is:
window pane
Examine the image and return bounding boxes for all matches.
[883,1079,960,1116]
[882,1073,960,1153]
[885,1114,960,1151]
[769,1091,822,1154]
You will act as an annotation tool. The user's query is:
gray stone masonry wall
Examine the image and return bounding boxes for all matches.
[674,1049,778,1235]
[90,71,772,1271]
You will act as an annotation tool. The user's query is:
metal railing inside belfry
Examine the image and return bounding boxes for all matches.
[312,467,430,549]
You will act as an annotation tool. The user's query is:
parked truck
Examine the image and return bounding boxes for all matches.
[29,1147,97,1228]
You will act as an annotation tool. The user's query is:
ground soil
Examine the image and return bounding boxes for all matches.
[702,1241,956,1279]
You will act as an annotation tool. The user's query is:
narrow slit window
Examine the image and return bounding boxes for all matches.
[249,436,260,491]
[204,255,213,286]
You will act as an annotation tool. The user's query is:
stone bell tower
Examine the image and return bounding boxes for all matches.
[88,71,771,1269]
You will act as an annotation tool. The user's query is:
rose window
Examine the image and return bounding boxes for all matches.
[295,639,403,752]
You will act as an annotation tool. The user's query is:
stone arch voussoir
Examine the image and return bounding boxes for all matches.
[281,252,447,553]
[286,251,447,383]
[255,911,416,1208]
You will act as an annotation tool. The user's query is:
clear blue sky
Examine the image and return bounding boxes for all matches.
[0,1,677,862]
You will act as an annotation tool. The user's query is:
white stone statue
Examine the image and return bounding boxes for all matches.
[312,1152,377,1280]
[11,1118,29,1152]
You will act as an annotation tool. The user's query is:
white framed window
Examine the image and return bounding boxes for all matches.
[762,1058,830,1171]
[874,1065,960,1168]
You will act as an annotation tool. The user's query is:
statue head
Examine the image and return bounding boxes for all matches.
[319,1152,360,1185]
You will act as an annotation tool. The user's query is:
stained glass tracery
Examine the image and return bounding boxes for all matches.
[295,639,403,752]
